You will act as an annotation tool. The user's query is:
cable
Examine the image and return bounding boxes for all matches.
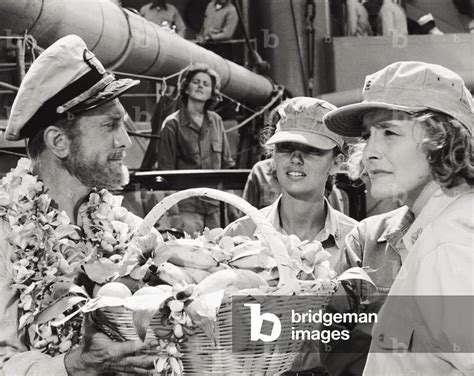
[225,87,284,133]
[0,149,27,158]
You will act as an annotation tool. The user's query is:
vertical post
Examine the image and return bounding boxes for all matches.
[15,38,25,86]
[324,0,332,39]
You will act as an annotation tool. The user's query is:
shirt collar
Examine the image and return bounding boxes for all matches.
[377,206,414,244]
[317,198,343,247]
[179,108,206,133]
[256,195,343,247]
[402,183,471,249]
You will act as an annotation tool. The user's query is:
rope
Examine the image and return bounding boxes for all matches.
[126,130,161,140]
[220,92,256,114]
[23,34,41,60]
[113,65,191,84]
[225,88,284,133]
[0,149,27,158]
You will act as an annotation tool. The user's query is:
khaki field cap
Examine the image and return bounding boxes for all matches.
[5,34,139,141]
[266,97,345,151]
[323,61,473,137]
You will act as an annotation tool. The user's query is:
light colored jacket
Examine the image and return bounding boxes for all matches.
[321,206,414,376]
[364,184,474,375]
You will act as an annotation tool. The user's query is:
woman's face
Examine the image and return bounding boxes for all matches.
[273,142,338,201]
[362,109,432,204]
[186,72,213,103]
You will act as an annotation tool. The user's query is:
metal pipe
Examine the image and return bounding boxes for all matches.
[0,0,274,105]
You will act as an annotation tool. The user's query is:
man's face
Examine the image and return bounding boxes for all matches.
[273,141,338,201]
[63,99,132,190]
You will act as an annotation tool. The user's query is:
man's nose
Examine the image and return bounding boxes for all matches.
[114,124,132,149]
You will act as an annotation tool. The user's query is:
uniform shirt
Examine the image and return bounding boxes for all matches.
[157,108,234,214]
[200,1,238,41]
[158,108,234,171]
[364,184,474,375]
[346,0,373,36]
[377,0,408,37]
[140,3,186,37]
[321,206,414,376]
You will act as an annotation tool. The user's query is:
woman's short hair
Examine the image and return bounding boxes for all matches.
[418,111,473,188]
[179,64,221,110]
[347,111,474,188]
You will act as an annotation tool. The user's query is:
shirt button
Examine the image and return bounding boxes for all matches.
[378,334,384,342]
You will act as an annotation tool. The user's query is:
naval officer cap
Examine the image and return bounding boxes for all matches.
[5,34,139,141]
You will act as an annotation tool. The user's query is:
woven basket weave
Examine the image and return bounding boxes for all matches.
[98,188,336,375]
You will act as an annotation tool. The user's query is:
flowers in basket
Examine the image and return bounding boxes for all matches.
[78,227,367,375]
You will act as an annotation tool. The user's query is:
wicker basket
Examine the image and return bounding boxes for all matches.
[98,188,336,375]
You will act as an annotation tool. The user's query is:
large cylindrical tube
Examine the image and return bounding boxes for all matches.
[0,0,274,104]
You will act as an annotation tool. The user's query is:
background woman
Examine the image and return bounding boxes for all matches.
[158,63,234,234]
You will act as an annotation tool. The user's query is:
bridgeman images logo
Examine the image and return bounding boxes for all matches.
[245,303,282,342]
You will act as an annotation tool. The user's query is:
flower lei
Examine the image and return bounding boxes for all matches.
[0,158,140,356]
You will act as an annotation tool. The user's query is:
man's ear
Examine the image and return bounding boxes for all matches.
[329,153,344,175]
[43,126,71,158]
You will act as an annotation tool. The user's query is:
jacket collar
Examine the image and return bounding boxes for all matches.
[377,206,414,244]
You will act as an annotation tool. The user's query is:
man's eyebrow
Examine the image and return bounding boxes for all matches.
[100,114,123,125]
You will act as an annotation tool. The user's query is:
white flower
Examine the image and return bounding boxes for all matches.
[16,158,32,171]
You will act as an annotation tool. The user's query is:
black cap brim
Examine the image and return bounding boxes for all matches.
[73,78,140,113]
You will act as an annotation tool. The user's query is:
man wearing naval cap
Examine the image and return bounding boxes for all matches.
[0,35,158,375]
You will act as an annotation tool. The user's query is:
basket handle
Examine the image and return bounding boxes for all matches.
[135,188,297,289]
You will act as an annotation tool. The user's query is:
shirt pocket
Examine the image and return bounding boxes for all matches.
[374,321,415,352]
[178,129,200,157]
[211,138,223,154]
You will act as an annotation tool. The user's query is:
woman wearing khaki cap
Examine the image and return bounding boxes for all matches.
[324,61,474,375]
[225,97,358,373]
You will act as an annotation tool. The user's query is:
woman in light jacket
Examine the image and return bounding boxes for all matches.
[323,60,474,375]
